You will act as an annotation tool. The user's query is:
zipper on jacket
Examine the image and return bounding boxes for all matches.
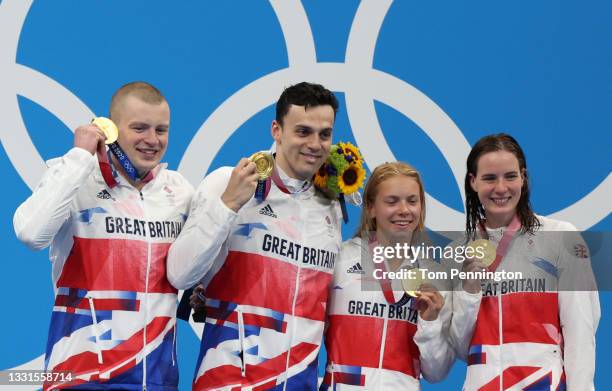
[378,315,389,370]
[237,308,246,377]
[330,362,335,389]
[282,264,302,391]
[172,320,177,366]
[498,291,503,391]
[142,240,152,390]
[140,185,151,391]
[87,296,104,365]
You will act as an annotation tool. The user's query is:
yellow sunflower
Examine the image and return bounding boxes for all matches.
[337,164,366,194]
[313,163,329,190]
[339,141,364,167]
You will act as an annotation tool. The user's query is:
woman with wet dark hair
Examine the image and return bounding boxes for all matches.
[454,133,600,390]
[464,133,540,238]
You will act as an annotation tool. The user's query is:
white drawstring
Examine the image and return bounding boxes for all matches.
[87,296,103,365]
[237,308,246,377]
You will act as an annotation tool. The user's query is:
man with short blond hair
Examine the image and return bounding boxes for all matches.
[14,81,192,390]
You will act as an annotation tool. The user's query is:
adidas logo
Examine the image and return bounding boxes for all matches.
[347,263,365,274]
[258,204,277,218]
[96,189,113,200]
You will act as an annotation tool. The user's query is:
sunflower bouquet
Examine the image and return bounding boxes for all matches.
[314,141,366,223]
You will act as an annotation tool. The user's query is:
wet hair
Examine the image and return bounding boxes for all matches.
[275,82,339,125]
[355,161,426,237]
[465,133,540,239]
[109,81,166,121]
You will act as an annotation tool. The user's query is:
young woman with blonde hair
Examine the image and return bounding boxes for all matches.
[321,161,473,390]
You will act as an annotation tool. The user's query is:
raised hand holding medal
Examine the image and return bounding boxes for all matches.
[400,268,444,321]
[459,239,496,294]
[92,117,118,144]
[466,238,497,268]
[249,151,274,201]
[249,151,274,179]
[461,216,521,293]
[73,122,109,155]
[220,157,260,212]
[414,283,444,321]
[401,267,425,298]
[460,247,490,294]
[90,117,141,188]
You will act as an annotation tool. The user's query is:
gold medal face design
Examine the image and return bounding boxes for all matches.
[92,117,119,145]
[467,239,498,267]
[249,152,274,179]
[401,268,424,297]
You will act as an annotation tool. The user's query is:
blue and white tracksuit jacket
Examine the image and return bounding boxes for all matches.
[321,237,471,390]
[14,147,193,390]
[167,167,342,390]
[452,216,600,391]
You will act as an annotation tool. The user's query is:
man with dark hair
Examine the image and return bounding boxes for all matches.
[275,81,339,124]
[168,82,342,390]
[14,81,193,390]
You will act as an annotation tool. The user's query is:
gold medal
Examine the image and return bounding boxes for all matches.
[249,151,274,180]
[467,239,497,267]
[92,117,119,145]
[401,268,424,297]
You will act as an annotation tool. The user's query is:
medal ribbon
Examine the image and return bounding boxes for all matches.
[369,239,412,307]
[338,193,348,223]
[107,142,140,181]
[271,167,348,222]
[254,177,272,201]
[271,168,312,195]
[96,146,118,188]
[478,214,521,272]
[97,143,154,189]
